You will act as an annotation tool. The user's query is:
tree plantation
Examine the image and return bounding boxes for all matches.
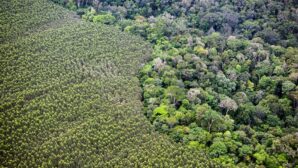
[1,0,298,167]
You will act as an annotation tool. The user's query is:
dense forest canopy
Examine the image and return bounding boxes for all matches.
[55,0,298,46]
[53,0,298,167]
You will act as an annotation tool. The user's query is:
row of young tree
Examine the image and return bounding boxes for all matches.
[52,0,298,167]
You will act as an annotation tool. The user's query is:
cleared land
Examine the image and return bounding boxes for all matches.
[0,0,217,167]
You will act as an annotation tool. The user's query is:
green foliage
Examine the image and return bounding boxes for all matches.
[140,64,153,76]
[153,104,169,117]
[253,150,269,165]
[213,155,236,168]
[164,86,185,104]
[197,104,224,132]
[282,81,296,94]
[66,0,76,10]
[258,76,275,91]
[227,39,249,51]
[194,46,208,56]
[93,13,116,25]
[238,145,253,157]
[82,7,96,21]
[188,141,205,150]
[209,141,228,157]
[143,84,164,100]
[186,127,212,145]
